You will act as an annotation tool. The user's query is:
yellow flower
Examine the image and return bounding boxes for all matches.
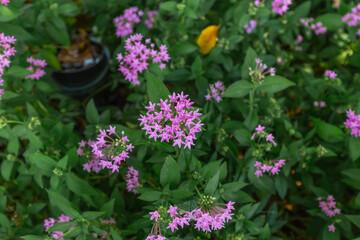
[197,25,220,55]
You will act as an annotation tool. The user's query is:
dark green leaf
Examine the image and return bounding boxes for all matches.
[160,156,180,188]
[223,80,253,98]
[146,71,170,103]
[204,170,219,195]
[312,118,344,143]
[65,173,98,196]
[85,99,99,124]
[259,75,295,94]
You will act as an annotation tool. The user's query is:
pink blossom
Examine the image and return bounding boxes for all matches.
[205,81,225,102]
[324,70,337,79]
[272,0,292,15]
[139,92,203,149]
[149,211,160,222]
[328,224,335,232]
[26,57,47,80]
[44,214,74,239]
[244,20,257,34]
[114,7,142,38]
[126,166,141,194]
[342,4,360,27]
[310,22,327,35]
[0,33,16,99]
[145,11,158,29]
[0,0,9,5]
[117,34,170,85]
[78,126,134,173]
[249,58,276,84]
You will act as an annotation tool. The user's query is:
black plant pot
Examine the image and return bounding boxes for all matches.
[51,40,110,99]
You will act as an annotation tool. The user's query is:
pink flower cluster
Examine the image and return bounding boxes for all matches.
[324,70,337,79]
[249,58,276,84]
[254,159,285,178]
[295,35,303,51]
[126,166,141,194]
[0,33,16,99]
[318,195,341,232]
[251,125,277,146]
[145,11,158,29]
[300,18,314,27]
[26,57,47,80]
[313,101,326,108]
[139,92,203,149]
[146,235,167,240]
[205,81,225,102]
[300,18,327,35]
[114,7,143,38]
[272,0,292,15]
[77,126,134,173]
[117,34,170,85]
[310,22,327,35]
[244,20,257,34]
[148,202,234,236]
[44,214,74,240]
[254,0,264,7]
[342,4,360,27]
[344,109,360,137]
[0,0,9,5]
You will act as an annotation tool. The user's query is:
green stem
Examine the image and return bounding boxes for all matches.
[249,88,256,116]
[6,120,23,124]
[194,186,202,197]
[56,226,80,240]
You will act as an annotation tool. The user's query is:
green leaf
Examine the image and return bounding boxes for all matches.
[259,223,271,240]
[222,80,253,98]
[45,15,70,46]
[110,226,123,240]
[159,1,177,12]
[138,191,162,201]
[241,47,257,80]
[47,190,81,218]
[86,99,99,124]
[341,169,360,182]
[101,199,115,218]
[82,211,105,220]
[322,225,340,240]
[204,170,219,195]
[275,175,287,199]
[1,160,14,181]
[0,5,21,22]
[160,156,180,188]
[222,182,248,192]
[259,75,295,94]
[316,13,344,31]
[28,153,57,173]
[200,160,222,179]
[292,1,311,22]
[349,137,360,161]
[0,213,10,228]
[221,190,255,203]
[172,190,194,199]
[5,66,32,78]
[0,23,33,41]
[48,221,76,232]
[191,56,203,77]
[21,236,44,240]
[65,173,98,196]
[312,118,344,143]
[171,42,198,56]
[146,71,170,103]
